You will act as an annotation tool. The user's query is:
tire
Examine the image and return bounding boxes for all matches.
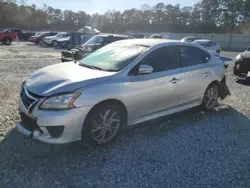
[38,40,43,45]
[52,40,58,47]
[202,83,220,111]
[3,37,12,45]
[82,103,125,146]
[233,62,242,75]
[65,43,70,50]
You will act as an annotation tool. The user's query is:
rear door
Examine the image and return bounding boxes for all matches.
[173,45,213,106]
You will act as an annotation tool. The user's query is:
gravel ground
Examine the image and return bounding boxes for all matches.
[0,42,250,188]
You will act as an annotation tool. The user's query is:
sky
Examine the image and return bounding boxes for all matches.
[25,0,198,14]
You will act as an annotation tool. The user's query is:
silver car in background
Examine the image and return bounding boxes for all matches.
[17,39,230,145]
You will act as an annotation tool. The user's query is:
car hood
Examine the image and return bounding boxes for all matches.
[26,62,115,96]
[57,37,70,42]
[44,36,56,40]
[239,51,250,59]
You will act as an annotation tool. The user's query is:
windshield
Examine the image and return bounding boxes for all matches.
[79,43,148,71]
[85,36,104,45]
[36,32,48,36]
[55,33,66,37]
[193,41,207,46]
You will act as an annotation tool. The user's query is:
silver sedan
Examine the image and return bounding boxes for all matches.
[17,39,230,145]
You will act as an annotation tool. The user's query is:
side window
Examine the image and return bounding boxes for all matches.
[178,46,210,67]
[207,41,216,47]
[139,46,177,73]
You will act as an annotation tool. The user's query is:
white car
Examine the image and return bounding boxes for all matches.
[43,32,69,47]
[192,40,221,54]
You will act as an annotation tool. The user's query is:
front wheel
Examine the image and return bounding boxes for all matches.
[52,40,58,47]
[202,84,219,111]
[82,104,124,146]
[233,62,242,75]
[38,40,43,45]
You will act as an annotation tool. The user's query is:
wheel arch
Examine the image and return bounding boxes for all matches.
[83,99,128,127]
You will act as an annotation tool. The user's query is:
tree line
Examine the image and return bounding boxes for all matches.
[0,0,250,34]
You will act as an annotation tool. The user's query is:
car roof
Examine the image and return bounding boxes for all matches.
[113,39,180,47]
[193,39,211,42]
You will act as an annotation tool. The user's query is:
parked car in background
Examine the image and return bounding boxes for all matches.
[192,39,221,54]
[150,34,164,39]
[3,28,36,41]
[0,30,18,45]
[128,33,145,38]
[43,32,69,47]
[181,36,201,42]
[61,33,134,62]
[149,34,173,39]
[17,39,230,145]
[28,32,58,45]
[233,45,250,80]
[57,36,71,49]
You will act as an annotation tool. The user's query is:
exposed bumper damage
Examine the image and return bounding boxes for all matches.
[220,77,231,100]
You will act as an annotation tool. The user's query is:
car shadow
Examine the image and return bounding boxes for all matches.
[0,105,248,155]
[236,77,250,86]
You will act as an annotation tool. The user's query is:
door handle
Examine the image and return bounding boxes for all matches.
[203,72,210,77]
[170,77,180,84]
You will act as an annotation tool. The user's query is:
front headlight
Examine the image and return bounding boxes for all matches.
[40,93,81,110]
[235,54,243,61]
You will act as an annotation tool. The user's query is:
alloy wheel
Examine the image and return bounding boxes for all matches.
[203,86,219,109]
[91,109,120,143]
[5,39,11,45]
[52,41,58,47]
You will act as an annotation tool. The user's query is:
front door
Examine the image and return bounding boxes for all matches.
[124,46,181,124]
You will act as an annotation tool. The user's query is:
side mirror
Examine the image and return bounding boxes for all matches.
[138,64,153,75]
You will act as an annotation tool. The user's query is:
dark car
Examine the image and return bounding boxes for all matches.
[61,34,134,62]
[233,45,250,80]
[28,32,57,45]
[3,28,36,41]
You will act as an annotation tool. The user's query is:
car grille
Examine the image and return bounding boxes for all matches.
[20,87,39,110]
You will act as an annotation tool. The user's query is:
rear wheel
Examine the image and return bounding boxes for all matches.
[202,83,219,111]
[3,37,12,45]
[82,104,124,146]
